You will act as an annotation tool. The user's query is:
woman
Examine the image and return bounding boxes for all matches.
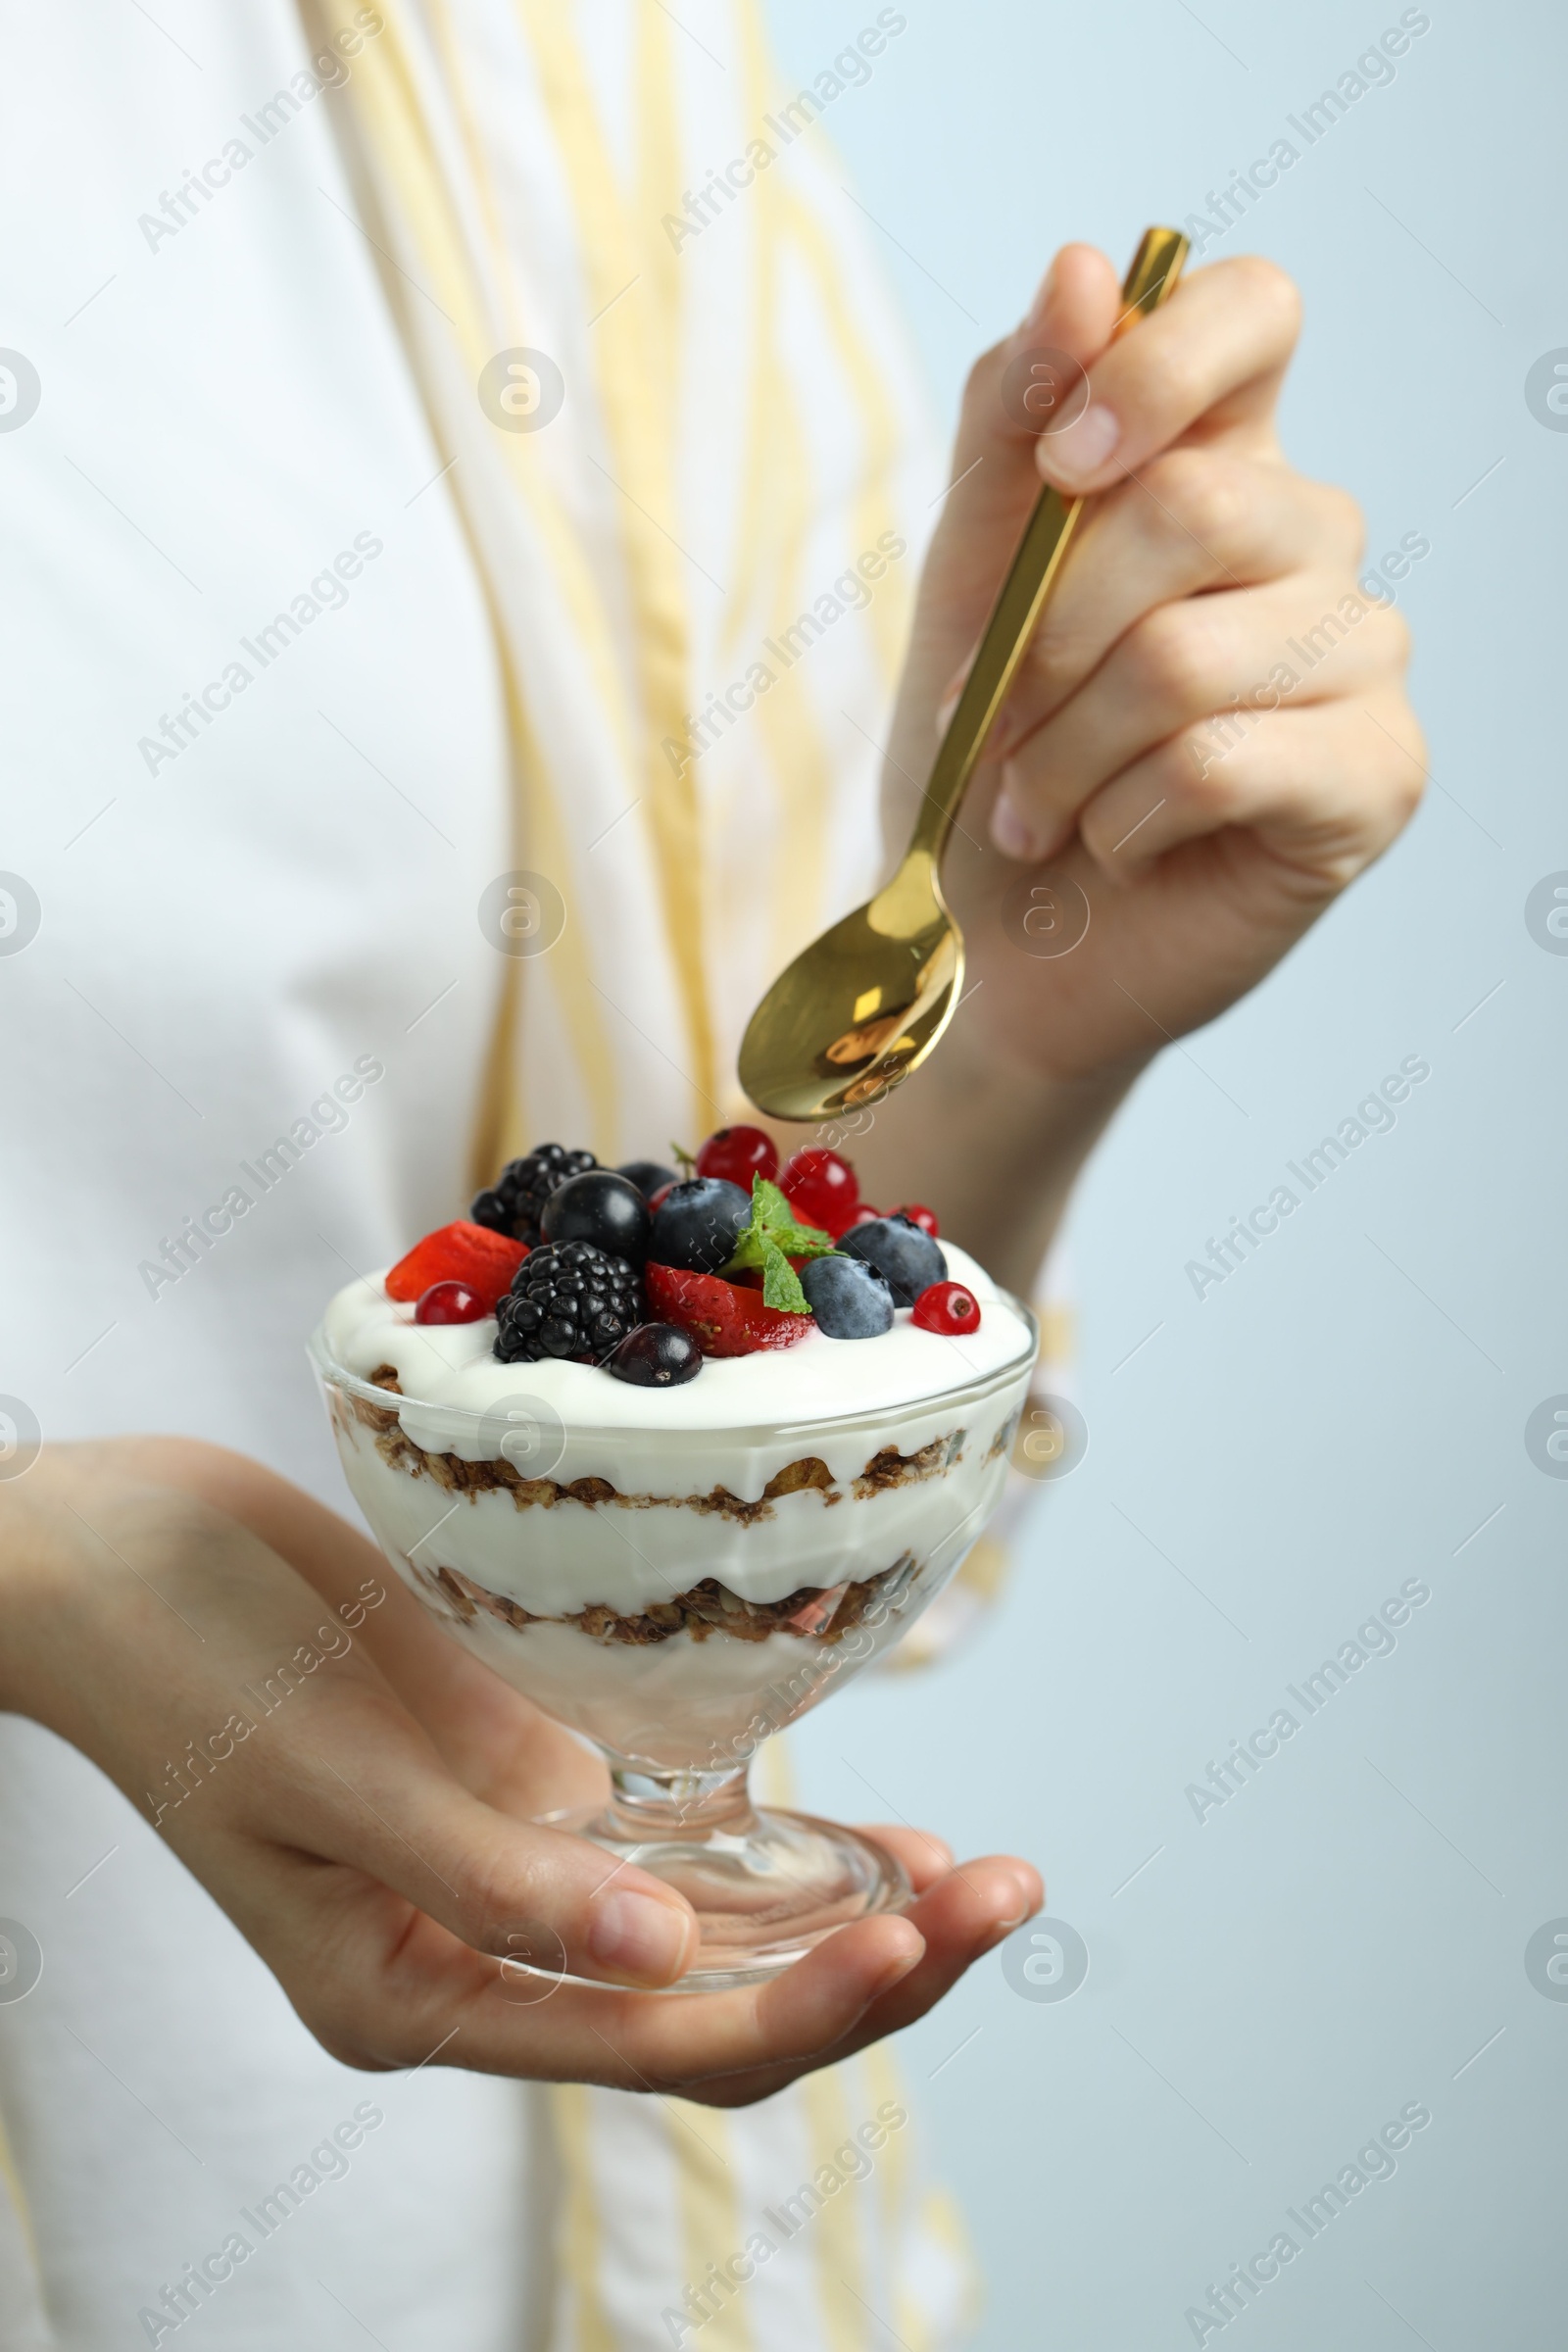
[0,2,1421,2343]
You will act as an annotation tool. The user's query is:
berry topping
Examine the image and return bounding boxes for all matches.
[800,1254,895,1339]
[414,1280,487,1325]
[646,1262,815,1356]
[912,1280,981,1334]
[838,1213,947,1307]
[895,1202,940,1240]
[494,1241,644,1363]
[471,1143,597,1247]
[650,1177,753,1274]
[779,1148,859,1238]
[386,1220,528,1310]
[617,1158,679,1201]
[540,1169,652,1264]
[695,1125,779,1188]
[607,1321,704,1387]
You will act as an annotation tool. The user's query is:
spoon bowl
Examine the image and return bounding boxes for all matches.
[739,225,1189,1124]
[737,847,959,1120]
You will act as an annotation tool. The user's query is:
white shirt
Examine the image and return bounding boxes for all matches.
[0,3,980,2346]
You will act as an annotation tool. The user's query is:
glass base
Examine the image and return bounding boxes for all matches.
[537,1762,912,1991]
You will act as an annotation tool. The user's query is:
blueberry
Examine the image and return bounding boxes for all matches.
[649,1177,752,1274]
[617,1158,679,1201]
[539,1170,652,1264]
[607,1321,703,1386]
[800,1254,894,1339]
[838,1214,946,1307]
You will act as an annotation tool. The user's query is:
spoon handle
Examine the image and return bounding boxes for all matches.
[909,224,1189,861]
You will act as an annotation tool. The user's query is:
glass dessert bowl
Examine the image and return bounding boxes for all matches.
[309,1139,1036,1987]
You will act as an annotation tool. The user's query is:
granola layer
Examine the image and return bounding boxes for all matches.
[407,1550,918,1647]
[349,1367,965,1519]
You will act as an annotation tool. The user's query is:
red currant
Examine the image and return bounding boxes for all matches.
[911,1281,981,1335]
[695,1125,779,1188]
[415,1280,488,1324]
[895,1202,940,1240]
[847,1202,883,1228]
[780,1148,859,1237]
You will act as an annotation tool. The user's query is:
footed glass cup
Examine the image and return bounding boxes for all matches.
[310,1310,1035,1988]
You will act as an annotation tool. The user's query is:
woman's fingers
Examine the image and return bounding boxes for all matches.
[1075,690,1427,886]
[189,1676,701,1992]
[1036,253,1302,496]
[39,1451,1047,2103]
[48,1470,700,1994]
[256,1854,927,2085]
[659,1853,1042,2108]
[272,1844,1036,2104]
[853,1823,956,1894]
[986,454,1361,760]
[992,575,1409,862]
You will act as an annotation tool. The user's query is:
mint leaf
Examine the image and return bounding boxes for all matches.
[722,1173,834,1281]
[761,1241,810,1314]
[770,1222,837,1259]
[724,1223,767,1273]
[749,1177,794,1230]
[748,1176,834,1256]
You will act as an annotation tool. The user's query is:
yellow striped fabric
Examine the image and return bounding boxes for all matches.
[305,0,924,1168]
[304,3,989,2339]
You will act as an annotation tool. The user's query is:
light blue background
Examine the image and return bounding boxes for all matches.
[768,1,1568,2343]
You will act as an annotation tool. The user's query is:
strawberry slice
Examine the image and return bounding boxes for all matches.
[386,1220,527,1312]
[729,1253,811,1293]
[646,1262,814,1356]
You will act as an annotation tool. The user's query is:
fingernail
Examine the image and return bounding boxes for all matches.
[588,1889,692,1984]
[1040,401,1119,488]
[1001,1877,1041,1928]
[869,1942,922,2000]
[990,776,1040,861]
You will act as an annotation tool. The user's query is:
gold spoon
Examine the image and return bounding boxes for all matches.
[738,224,1189,1123]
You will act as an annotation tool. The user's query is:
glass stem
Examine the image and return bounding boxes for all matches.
[603,1756,758,1843]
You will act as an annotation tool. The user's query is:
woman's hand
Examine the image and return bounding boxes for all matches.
[2,1443,1038,2106]
[857,244,1424,1285]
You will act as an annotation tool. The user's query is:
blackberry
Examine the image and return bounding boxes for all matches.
[471,1143,597,1247]
[494,1241,645,1364]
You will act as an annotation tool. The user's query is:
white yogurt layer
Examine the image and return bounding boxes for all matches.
[319,1241,1029,1447]
[330,1400,1007,1614]
[314,1240,1036,1664]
